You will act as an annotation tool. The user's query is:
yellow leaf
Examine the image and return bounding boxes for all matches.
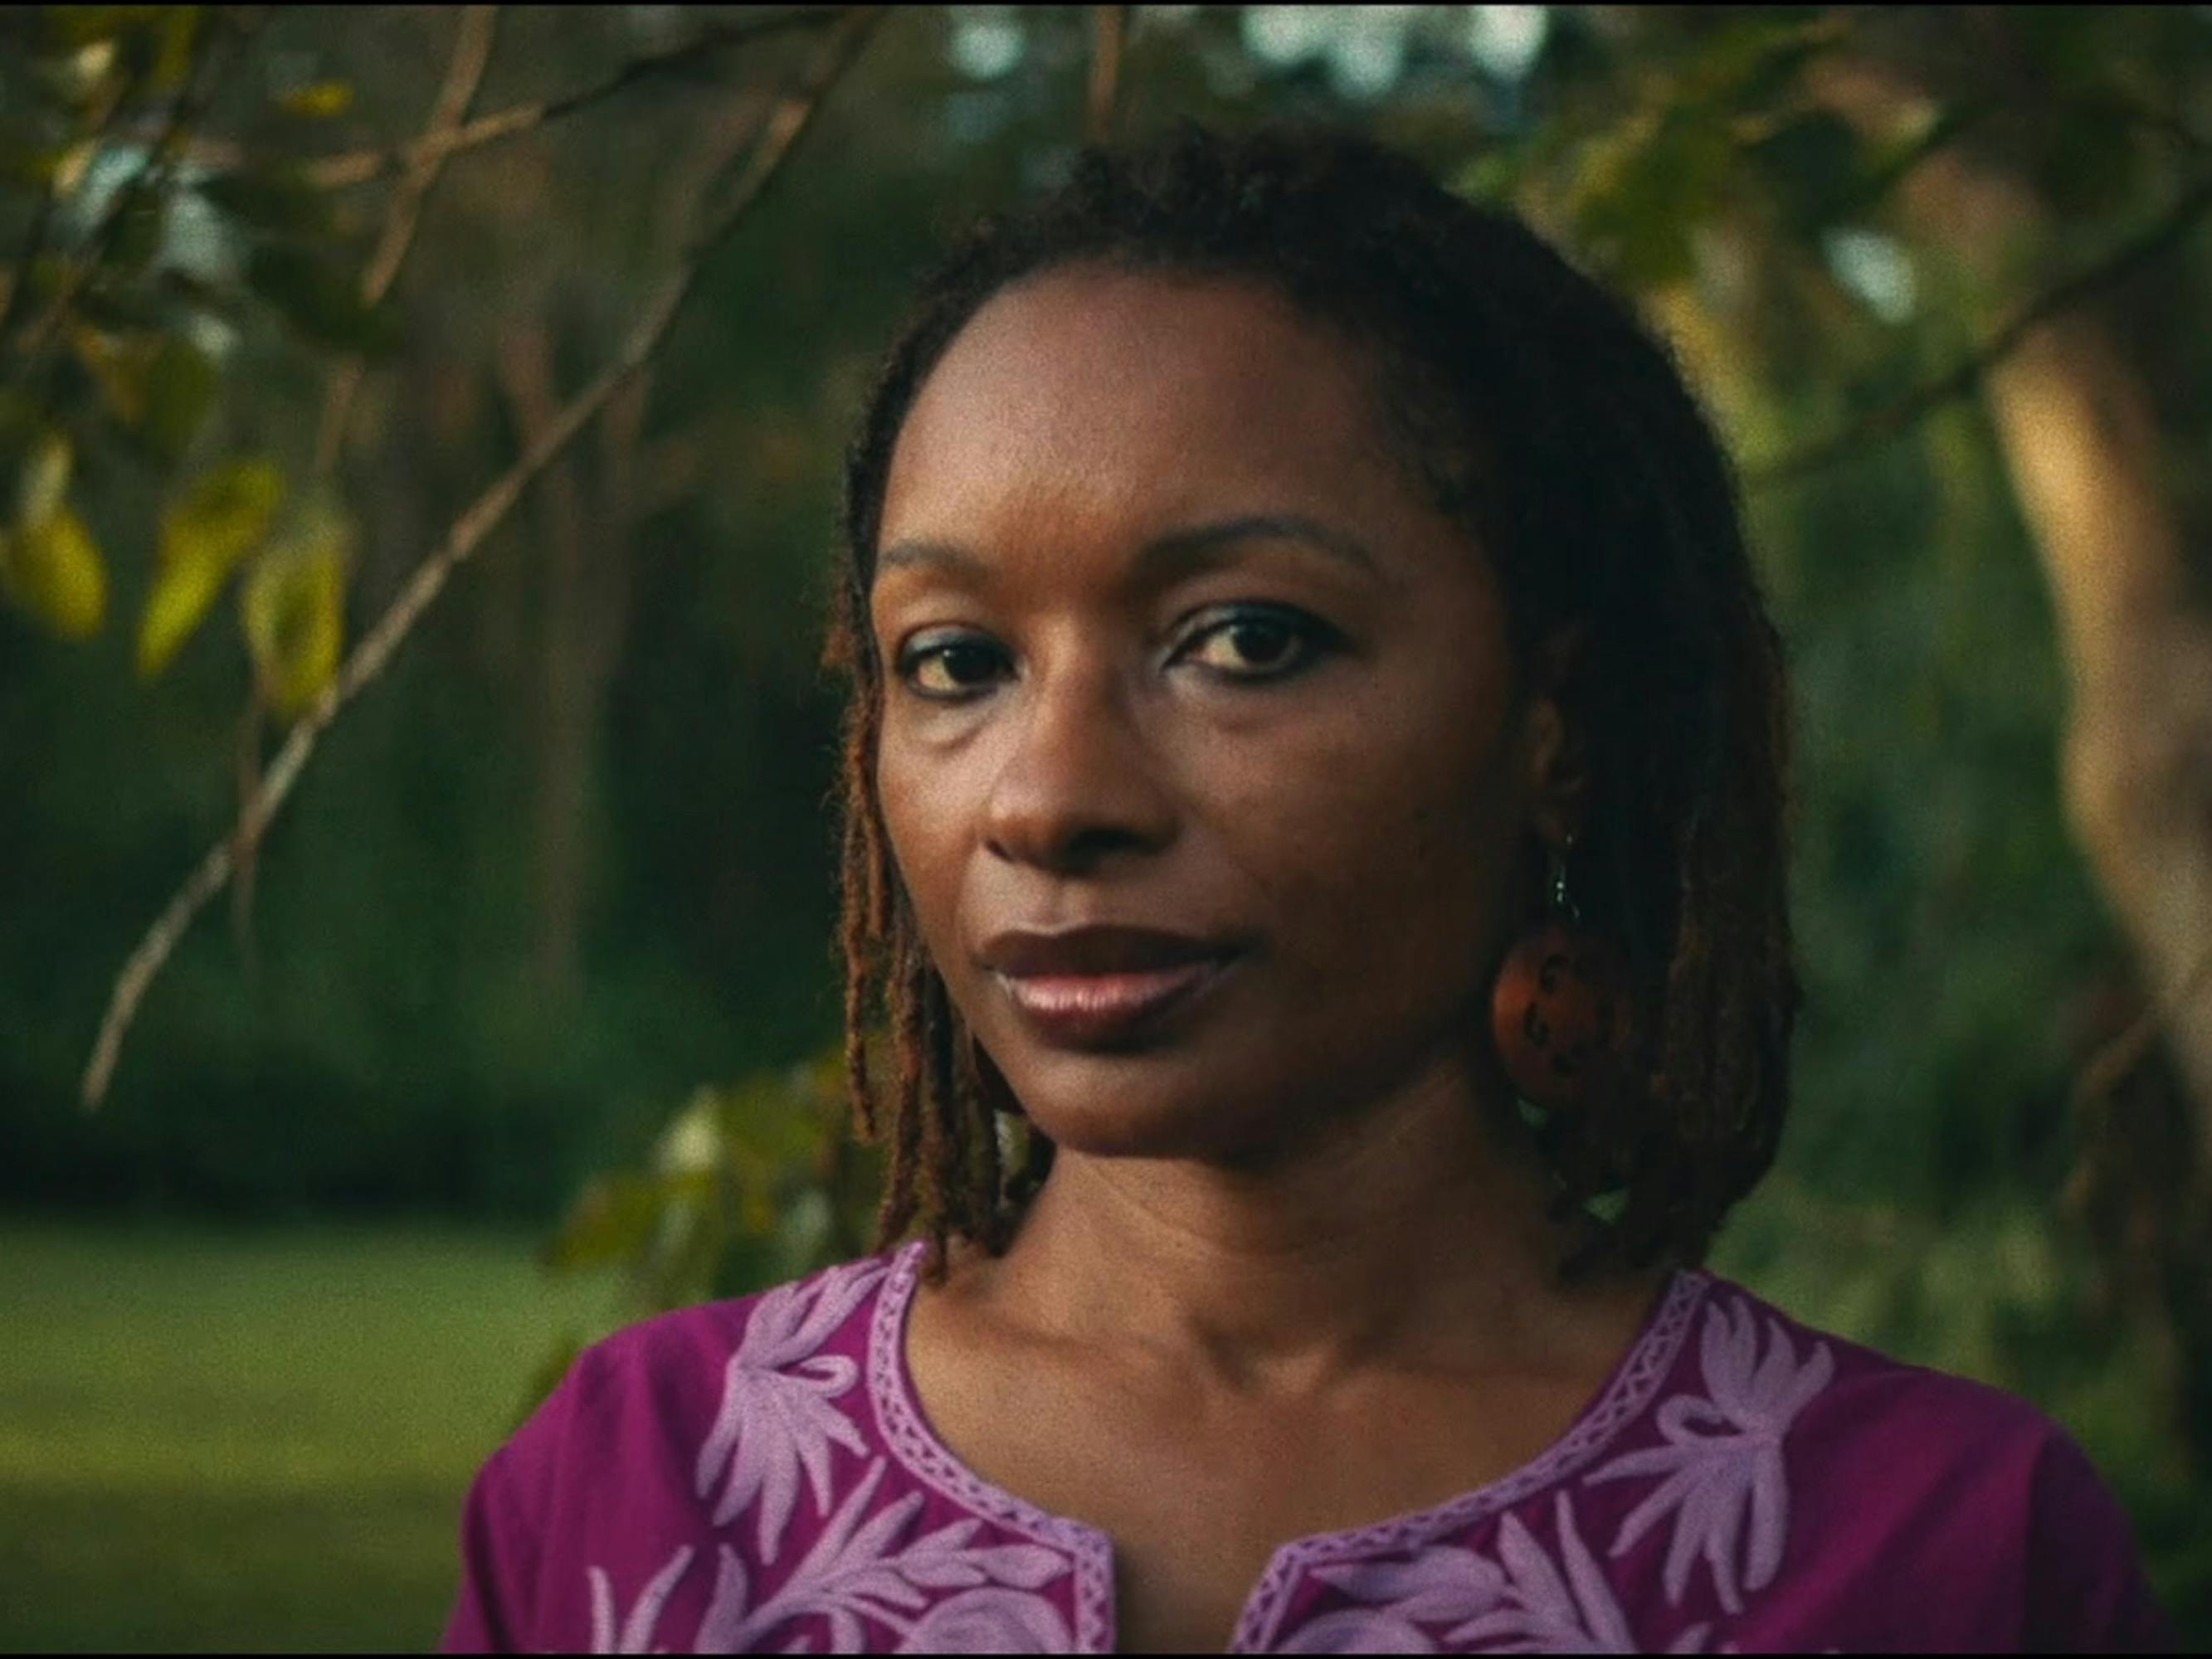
[16,430,72,528]
[240,498,353,718]
[277,79,354,118]
[2,505,107,639]
[134,554,228,676]
[160,457,283,571]
[141,458,284,678]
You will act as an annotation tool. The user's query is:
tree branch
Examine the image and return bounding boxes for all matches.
[300,7,840,190]
[314,4,500,476]
[2074,941,2212,1120]
[80,6,886,1110]
[253,7,499,965]
[1749,172,2212,489]
[1086,7,1128,145]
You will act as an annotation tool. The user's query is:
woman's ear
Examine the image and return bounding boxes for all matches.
[1523,621,1592,849]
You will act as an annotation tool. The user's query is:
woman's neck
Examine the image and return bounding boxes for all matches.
[969,1058,1639,1402]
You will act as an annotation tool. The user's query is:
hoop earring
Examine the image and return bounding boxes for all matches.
[1488,837,1636,1118]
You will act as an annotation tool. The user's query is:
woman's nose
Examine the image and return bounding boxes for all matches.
[981,663,1177,875]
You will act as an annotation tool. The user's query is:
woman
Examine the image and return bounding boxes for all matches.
[443,124,2173,1653]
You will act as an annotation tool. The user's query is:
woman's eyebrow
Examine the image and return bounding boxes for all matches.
[875,513,1384,586]
[1134,513,1384,585]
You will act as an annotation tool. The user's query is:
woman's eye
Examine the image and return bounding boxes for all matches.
[1178,609,1328,679]
[896,635,1006,698]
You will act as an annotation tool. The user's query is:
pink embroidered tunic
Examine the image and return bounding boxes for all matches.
[441,1241,2172,1652]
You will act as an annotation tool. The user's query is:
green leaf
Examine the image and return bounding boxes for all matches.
[1744,109,1864,237]
[146,5,202,94]
[276,79,354,119]
[1570,109,1735,289]
[239,495,353,718]
[139,456,283,676]
[244,243,398,355]
[40,7,167,53]
[539,1172,671,1275]
[2,504,106,638]
[0,129,90,192]
[2032,92,2144,219]
[140,333,217,461]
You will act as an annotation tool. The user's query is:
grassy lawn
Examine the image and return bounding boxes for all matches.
[0,1219,611,1652]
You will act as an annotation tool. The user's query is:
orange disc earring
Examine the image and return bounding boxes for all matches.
[1488,838,1636,1118]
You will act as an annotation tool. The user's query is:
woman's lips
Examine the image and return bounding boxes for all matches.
[994,955,1236,1048]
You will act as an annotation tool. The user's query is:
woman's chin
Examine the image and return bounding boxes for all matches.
[1015,1077,1294,1166]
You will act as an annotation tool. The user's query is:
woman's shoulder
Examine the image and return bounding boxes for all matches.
[441,1245,925,1651]
[1683,1268,2073,1463]
[1667,1270,2172,1649]
[469,1245,917,1530]
[563,1245,910,1407]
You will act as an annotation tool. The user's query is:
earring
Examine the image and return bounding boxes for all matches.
[1488,837,1636,1118]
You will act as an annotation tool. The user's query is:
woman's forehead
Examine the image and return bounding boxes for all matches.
[879,265,1415,549]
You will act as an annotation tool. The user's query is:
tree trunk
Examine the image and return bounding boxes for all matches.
[1812,51,2212,1155]
[1811,45,2212,1467]
[1982,317,2212,1134]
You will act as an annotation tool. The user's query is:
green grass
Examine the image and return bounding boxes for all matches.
[0,1220,611,1652]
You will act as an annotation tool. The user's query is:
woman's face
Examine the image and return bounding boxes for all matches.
[870,265,1569,1165]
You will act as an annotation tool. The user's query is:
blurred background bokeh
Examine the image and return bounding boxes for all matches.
[3,4,2210,1648]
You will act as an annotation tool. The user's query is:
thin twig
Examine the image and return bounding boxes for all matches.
[80,7,884,1111]
[248,7,499,961]
[1086,7,1127,146]
[2073,942,2212,1119]
[1750,173,2212,489]
[300,7,840,190]
[314,4,499,476]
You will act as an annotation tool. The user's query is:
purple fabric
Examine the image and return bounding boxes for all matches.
[441,1241,2174,1652]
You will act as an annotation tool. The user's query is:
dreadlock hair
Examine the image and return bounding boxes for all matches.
[826,120,1800,1285]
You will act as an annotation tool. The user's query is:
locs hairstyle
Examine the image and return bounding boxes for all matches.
[826,122,1800,1282]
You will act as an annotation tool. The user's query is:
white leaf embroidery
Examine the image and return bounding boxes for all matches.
[694,1258,890,1560]
[1447,1495,1659,1654]
[590,1545,698,1654]
[1586,1297,1832,1615]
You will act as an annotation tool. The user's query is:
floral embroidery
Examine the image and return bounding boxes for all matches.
[589,1545,696,1654]
[711,1459,1070,1652]
[1292,1548,1506,1652]
[1298,1496,1714,1655]
[694,1258,892,1560]
[894,1587,1074,1653]
[1453,1494,1711,1655]
[1277,1608,1441,1652]
[586,1460,1070,1654]
[1586,1294,1833,1615]
[554,1257,1849,1654]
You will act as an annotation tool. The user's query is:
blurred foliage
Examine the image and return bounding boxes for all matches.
[4,2,2210,1642]
[0,7,374,722]
[518,1039,884,1428]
